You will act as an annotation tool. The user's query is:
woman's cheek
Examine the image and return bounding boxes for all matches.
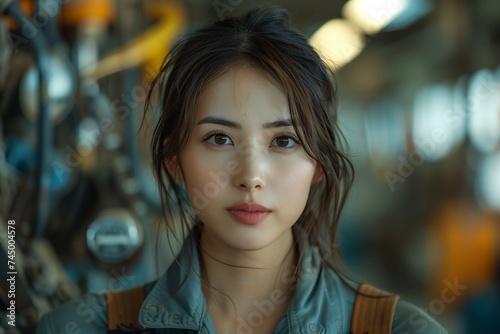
[183,150,233,200]
[274,154,316,183]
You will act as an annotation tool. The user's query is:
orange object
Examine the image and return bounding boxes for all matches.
[60,0,114,25]
[428,201,500,311]
[4,0,33,30]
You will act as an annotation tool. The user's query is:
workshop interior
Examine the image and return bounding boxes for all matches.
[1,0,500,333]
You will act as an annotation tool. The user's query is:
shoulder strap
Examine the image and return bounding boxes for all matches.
[350,283,400,334]
[106,285,145,332]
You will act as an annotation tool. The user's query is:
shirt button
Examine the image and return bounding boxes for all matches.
[149,305,159,314]
[308,323,317,332]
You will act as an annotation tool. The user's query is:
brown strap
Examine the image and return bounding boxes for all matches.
[106,286,145,331]
[350,283,400,334]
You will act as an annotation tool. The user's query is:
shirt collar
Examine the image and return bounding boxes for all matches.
[285,226,353,333]
[139,225,355,333]
[139,231,206,330]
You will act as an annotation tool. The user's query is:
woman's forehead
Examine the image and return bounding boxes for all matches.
[195,65,291,123]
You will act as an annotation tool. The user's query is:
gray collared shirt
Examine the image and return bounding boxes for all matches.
[36,227,448,333]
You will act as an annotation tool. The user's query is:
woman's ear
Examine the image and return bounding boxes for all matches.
[311,164,324,185]
[165,157,184,182]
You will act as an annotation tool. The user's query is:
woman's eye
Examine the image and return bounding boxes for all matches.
[207,133,233,146]
[271,136,298,149]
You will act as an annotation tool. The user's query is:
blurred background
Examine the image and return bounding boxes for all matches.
[0,0,499,332]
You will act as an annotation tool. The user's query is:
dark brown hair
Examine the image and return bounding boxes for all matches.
[144,7,354,282]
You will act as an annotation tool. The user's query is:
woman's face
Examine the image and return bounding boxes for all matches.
[175,65,318,253]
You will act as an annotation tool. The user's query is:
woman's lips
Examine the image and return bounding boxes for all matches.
[227,202,271,224]
[227,210,270,224]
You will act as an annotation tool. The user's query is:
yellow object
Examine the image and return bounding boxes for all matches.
[82,0,186,81]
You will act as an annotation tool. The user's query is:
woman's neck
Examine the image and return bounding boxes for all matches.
[199,227,297,321]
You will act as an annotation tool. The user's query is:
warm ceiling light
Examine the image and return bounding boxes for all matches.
[309,19,364,69]
[343,0,409,34]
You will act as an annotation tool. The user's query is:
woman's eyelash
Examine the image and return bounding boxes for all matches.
[201,130,301,147]
[271,135,300,150]
[274,133,301,145]
[201,130,231,143]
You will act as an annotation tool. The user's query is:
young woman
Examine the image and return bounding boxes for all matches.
[36,7,447,334]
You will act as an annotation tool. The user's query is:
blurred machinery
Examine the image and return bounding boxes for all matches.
[0,0,185,332]
[1,0,499,333]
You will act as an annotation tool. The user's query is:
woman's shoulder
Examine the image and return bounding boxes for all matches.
[392,298,448,334]
[298,241,448,333]
[347,281,448,333]
[316,267,447,333]
[35,293,109,334]
[36,280,159,334]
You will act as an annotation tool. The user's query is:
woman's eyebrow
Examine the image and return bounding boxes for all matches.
[196,116,293,129]
[196,116,241,128]
[263,119,293,129]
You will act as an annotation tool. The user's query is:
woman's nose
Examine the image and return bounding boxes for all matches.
[233,146,266,191]
[237,175,265,191]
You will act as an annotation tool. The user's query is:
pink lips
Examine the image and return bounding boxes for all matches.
[227,202,271,225]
